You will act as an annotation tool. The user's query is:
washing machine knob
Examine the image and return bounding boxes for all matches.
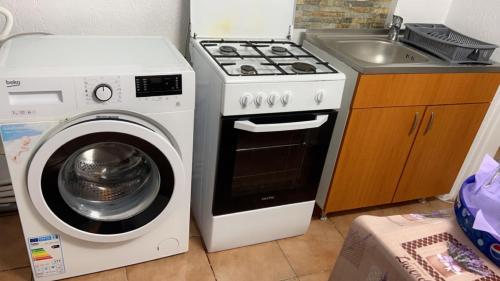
[94,84,113,102]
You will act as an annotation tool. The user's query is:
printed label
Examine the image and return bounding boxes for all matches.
[0,124,43,143]
[0,124,46,164]
[28,234,65,278]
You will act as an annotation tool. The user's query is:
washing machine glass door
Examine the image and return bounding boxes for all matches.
[58,141,162,222]
[28,119,185,243]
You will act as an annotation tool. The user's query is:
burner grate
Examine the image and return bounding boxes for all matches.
[199,39,338,76]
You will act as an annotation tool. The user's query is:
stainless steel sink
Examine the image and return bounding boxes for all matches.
[303,30,500,74]
[327,39,429,64]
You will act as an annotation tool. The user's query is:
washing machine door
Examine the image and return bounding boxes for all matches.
[27,117,185,243]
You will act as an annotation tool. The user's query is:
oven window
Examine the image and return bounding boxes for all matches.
[213,111,336,215]
[232,130,315,196]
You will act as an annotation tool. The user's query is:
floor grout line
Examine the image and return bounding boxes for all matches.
[205,252,219,281]
[124,266,130,281]
[323,216,348,239]
[0,265,31,273]
[330,222,347,239]
[201,240,219,281]
[275,240,299,280]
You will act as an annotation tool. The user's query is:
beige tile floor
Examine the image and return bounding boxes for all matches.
[0,198,453,281]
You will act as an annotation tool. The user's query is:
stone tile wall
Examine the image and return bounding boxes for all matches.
[295,0,395,29]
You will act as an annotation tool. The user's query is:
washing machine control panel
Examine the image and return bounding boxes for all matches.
[84,76,122,105]
[1,73,194,119]
[135,75,182,98]
[76,73,194,113]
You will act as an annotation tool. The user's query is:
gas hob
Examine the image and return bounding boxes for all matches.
[190,38,345,116]
[199,40,338,77]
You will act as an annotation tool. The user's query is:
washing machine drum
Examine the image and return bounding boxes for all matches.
[59,142,161,222]
[27,118,186,243]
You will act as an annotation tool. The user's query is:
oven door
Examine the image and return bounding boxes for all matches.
[213,110,336,215]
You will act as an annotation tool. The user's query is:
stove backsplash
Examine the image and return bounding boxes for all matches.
[295,0,396,29]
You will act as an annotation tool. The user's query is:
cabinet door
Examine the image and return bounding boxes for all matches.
[325,106,425,213]
[393,103,489,202]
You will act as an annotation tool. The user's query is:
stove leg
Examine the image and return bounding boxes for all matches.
[320,210,328,221]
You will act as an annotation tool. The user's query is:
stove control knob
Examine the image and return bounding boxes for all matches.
[254,93,264,107]
[315,90,325,104]
[281,92,291,106]
[240,93,253,108]
[267,93,278,106]
[94,84,113,102]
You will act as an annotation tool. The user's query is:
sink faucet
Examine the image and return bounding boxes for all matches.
[387,15,403,41]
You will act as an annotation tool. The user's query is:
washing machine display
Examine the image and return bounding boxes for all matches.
[135,75,182,97]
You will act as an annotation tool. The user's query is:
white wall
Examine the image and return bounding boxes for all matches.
[446,0,500,62]
[0,0,189,52]
[394,0,452,25]
[443,0,500,200]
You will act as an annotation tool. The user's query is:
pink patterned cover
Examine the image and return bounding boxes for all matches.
[330,214,500,281]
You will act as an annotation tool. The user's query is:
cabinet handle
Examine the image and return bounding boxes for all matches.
[409,112,419,135]
[424,112,435,135]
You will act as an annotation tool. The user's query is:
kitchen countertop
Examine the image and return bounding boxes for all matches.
[304,29,500,74]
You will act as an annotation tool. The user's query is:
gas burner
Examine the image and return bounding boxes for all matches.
[271,46,288,56]
[219,45,237,55]
[200,40,338,76]
[240,65,258,75]
[291,62,316,74]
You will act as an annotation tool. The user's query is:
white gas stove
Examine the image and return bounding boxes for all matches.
[189,0,346,252]
[191,38,345,116]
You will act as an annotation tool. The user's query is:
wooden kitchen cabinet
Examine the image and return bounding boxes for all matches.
[353,73,500,108]
[324,72,500,214]
[325,106,425,212]
[393,103,489,202]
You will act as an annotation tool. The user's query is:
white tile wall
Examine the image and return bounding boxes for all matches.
[0,0,189,52]
[394,0,453,25]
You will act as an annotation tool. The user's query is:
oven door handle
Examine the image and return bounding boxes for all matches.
[234,114,329,133]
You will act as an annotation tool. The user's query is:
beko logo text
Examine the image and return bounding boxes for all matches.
[6,80,21,87]
[261,196,275,201]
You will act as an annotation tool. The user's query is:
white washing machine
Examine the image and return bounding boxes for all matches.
[0,36,195,280]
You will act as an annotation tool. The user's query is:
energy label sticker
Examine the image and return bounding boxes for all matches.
[28,234,65,278]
